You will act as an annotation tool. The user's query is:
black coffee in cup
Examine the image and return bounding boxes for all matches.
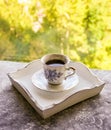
[46,59,65,66]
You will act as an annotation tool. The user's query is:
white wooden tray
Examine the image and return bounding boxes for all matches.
[8,60,105,119]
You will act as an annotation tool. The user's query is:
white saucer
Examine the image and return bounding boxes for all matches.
[31,69,79,93]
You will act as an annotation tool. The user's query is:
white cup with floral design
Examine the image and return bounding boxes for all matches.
[41,53,76,85]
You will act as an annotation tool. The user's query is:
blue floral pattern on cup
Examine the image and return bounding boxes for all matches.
[45,69,63,82]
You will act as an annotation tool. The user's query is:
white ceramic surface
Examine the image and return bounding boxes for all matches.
[31,69,79,92]
[41,53,75,84]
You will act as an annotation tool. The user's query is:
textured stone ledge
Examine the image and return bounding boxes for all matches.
[0,61,111,130]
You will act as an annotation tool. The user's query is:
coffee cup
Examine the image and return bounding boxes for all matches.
[41,53,75,85]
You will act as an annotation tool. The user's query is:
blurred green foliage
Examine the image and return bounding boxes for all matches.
[0,0,111,69]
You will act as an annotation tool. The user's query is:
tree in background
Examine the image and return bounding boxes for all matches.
[0,0,111,69]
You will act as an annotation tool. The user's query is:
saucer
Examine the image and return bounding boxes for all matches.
[31,69,79,93]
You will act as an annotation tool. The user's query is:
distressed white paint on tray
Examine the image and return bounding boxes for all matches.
[8,60,105,118]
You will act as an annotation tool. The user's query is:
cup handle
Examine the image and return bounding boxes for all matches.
[65,67,76,80]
